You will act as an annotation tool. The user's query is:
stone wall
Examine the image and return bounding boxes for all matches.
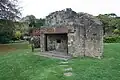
[85,24,103,57]
[45,8,101,27]
[41,8,103,58]
[45,8,82,27]
[40,34,45,52]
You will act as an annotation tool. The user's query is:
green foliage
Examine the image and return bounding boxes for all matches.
[97,14,111,35]
[0,36,10,44]
[113,29,120,35]
[22,15,45,28]
[0,0,21,20]
[0,19,14,34]
[0,0,21,43]
[14,31,22,40]
[21,15,45,35]
[97,13,120,36]
[0,20,28,43]
[14,22,29,35]
[0,19,15,43]
[35,18,45,27]
[22,15,36,27]
[104,36,120,43]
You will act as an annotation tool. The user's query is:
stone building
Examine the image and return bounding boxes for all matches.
[40,8,103,58]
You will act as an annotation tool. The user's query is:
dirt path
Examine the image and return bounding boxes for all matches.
[0,45,16,53]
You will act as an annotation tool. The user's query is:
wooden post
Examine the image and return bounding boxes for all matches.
[32,43,34,52]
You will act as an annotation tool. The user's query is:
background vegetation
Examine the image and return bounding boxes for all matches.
[1,0,120,44]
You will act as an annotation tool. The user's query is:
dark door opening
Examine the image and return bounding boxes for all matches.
[44,33,68,54]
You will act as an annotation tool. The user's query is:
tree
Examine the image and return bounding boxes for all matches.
[0,0,21,20]
[21,15,36,27]
[0,19,15,43]
[21,15,45,28]
[113,29,120,35]
[97,13,120,36]
[0,0,21,43]
[97,14,110,35]
[21,15,45,35]
[35,18,45,27]
[21,15,37,35]
[108,13,117,18]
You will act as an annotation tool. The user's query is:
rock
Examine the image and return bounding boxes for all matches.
[64,68,72,71]
[60,61,68,64]
[59,65,69,67]
[64,72,72,76]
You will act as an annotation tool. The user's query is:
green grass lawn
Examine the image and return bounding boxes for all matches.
[0,43,120,80]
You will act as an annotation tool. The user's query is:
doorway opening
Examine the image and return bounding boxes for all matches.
[44,33,68,54]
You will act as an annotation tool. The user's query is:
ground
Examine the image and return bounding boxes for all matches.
[0,42,29,55]
[0,43,120,80]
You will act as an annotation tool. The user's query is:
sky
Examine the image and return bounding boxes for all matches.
[20,0,120,18]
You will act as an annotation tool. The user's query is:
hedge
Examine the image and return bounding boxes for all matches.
[104,36,120,43]
[0,36,11,44]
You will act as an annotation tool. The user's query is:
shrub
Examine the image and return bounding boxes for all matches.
[104,36,120,43]
[14,31,22,40]
[0,36,10,44]
[113,29,120,35]
[0,32,11,44]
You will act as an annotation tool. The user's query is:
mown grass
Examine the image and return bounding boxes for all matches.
[0,49,64,80]
[0,43,120,80]
[69,43,120,80]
